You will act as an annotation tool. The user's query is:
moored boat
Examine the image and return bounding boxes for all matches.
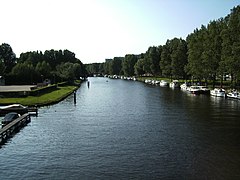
[210,88,226,97]
[0,104,28,116]
[188,86,201,95]
[199,86,210,94]
[160,80,169,87]
[227,90,240,100]
[180,82,190,91]
[144,79,152,84]
[169,80,180,88]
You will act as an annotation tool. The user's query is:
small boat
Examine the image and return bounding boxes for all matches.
[0,104,28,116]
[145,79,152,84]
[188,86,201,95]
[227,90,240,99]
[210,88,226,97]
[199,86,210,94]
[160,80,169,87]
[169,80,180,88]
[180,83,189,91]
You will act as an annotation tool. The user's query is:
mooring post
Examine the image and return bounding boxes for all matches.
[74,91,76,104]
[87,81,90,88]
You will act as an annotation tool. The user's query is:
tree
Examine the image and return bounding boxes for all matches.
[201,20,223,86]
[221,6,240,87]
[185,27,206,81]
[56,62,82,81]
[35,61,52,81]
[122,54,138,76]
[11,61,36,84]
[0,59,6,76]
[134,58,145,76]
[0,43,17,73]
[148,46,161,75]
[170,38,188,79]
[109,57,123,75]
[160,42,172,78]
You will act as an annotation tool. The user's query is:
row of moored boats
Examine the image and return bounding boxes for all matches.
[144,79,240,99]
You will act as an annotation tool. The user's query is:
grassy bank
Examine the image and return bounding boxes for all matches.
[0,85,79,106]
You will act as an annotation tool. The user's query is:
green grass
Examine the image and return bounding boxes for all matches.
[0,86,78,106]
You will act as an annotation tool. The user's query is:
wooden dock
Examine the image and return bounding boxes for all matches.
[28,107,38,116]
[0,113,31,145]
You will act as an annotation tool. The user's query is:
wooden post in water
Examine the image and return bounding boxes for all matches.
[87,81,90,88]
[74,91,76,104]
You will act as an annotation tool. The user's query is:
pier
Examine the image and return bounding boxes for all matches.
[0,113,31,145]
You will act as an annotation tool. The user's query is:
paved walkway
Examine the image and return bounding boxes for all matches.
[0,85,36,92]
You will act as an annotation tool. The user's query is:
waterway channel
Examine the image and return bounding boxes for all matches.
[0,77,240,179]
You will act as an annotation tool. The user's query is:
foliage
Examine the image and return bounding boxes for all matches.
[122,54,138,76]
[0,43,17,74]
[0,59,6,76]
[11,61,37,84]
[35,61,52,79]
[56,62,80,81]
[109,57,123,75]
[1,48,87,84]
[134,58,145,76]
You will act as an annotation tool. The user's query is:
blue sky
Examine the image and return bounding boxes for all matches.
[0,0,239,63]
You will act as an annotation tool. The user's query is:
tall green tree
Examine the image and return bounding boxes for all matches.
[0,43,17,73]
[122,54,138,76]
[56,62,77,81]
[11,61,36,84]
[186,27,206,81]
[221,6,240,87]
[109,57,123,75]
[35,61,52,80]
[134,58,145,76]
[170,38,188,79]
[0,59,6,76]
[160,41,172,78]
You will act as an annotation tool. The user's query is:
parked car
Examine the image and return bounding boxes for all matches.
[1,112,21,127]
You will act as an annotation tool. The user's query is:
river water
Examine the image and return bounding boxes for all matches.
[0,77,240,179]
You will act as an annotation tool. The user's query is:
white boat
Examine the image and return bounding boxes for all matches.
[169,80,180,88]
[160,80,169,87]
[188,86,201,95]
[180,83,189,91]
[199,86,210,94]
[227,90,240,99]
[144,79,152,84]
[0,104,28,115]
[210,88,226,97]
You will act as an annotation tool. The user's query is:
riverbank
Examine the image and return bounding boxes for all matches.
[0,85,79,107]
[136,76,238,90]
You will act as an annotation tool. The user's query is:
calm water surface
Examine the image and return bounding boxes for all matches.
[1,77,240,179]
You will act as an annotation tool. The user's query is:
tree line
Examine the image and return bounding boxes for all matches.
[0,44,87,84]
[86,6,240,88]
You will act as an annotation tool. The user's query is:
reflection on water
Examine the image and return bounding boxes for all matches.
[0,77,240,179]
